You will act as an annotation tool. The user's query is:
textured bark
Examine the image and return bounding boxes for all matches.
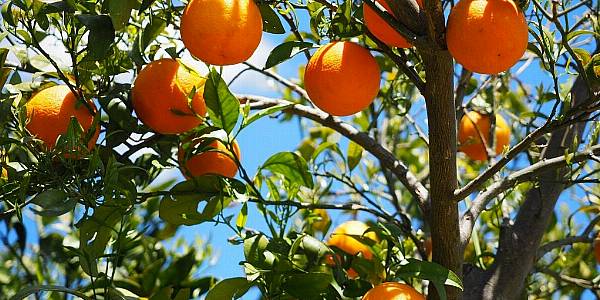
[420,48,460,299]
[463,74,594,299]
[418,0,461,298]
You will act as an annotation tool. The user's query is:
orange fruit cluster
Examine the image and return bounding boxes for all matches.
[362,0,528,74]
[130,58,241,179]
[458,111,510,161]
[25,85,99,151]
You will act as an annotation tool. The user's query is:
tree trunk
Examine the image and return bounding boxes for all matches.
[421,47,461,299]
[463,73,593,299]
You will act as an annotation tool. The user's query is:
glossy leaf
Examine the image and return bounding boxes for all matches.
[260,152,313,188]
[265,41,313,69]
[203,68,240,134]
[205,277,253,300]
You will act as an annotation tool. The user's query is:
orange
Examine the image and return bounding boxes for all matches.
[132,58,207,134]
[180,0,263,66]
[179,139,241,178]
[362,282,425,300]
[594,232,600,264]
[363,0,423,48]
[446,0,528,74]
[328,220,378,260]
[26,85,99,150]
[458,111,510,161]
[304,41,381,116]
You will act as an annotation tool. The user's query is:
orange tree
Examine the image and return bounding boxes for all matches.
[0,0,600,299]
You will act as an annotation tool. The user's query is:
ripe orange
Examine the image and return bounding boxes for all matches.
[458,111,510,161]
[179,139,241,178]
[328,220,378,260]
[26,85,99,150]
[132,58,207,134]
[594,232,600,264]
[446,0,528,74]
[180,0,263,66]
[363,0,423,48]
[304,41,381,116]
[362,282,425,300]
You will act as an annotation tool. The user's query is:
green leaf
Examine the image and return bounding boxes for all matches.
[236,202,248,229]
[160,249,197,286]
[347,141,363,172]
[566,30,600,42]
[396,258,463,300]
[79,199,128,276]
[158,177,231,225]
[141,15,166,51]
[30,189,76,217]
[203,68,240,134]
[244,234,270,267]
[260,152,313,188]
[265,41,313,69]
[258,4,285,34]
[572,48,591,66]
[10,285,93,300]
[242,103,292,128]
[282,273,332,298]
[2,3,16,27]
[298,234,330,258]
[205,277,253,300]
[108,0,137,31]
[76,14,115,60]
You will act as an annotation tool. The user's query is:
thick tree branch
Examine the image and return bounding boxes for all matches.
[536,215,600,259]
[460,144,600,247]
[239,94,430,213]
[416,2,459,297]
[463,69,597,299]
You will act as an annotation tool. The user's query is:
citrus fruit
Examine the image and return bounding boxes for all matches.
[131,58,207,134]
[328,220,378,260]
[180,0,263,66]
[362,282,425,300]
[179,139,241,178]
[26,85,99,150]
[446,0,528,74]
[363,0,423,48]
[458,111,510,161]
[304,41,381,116]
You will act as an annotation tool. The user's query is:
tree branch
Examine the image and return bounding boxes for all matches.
[239,94,430,213]
[536,215,600,259]
[460,144,600,247]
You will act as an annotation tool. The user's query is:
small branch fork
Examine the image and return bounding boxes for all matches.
[460,144,600,247]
